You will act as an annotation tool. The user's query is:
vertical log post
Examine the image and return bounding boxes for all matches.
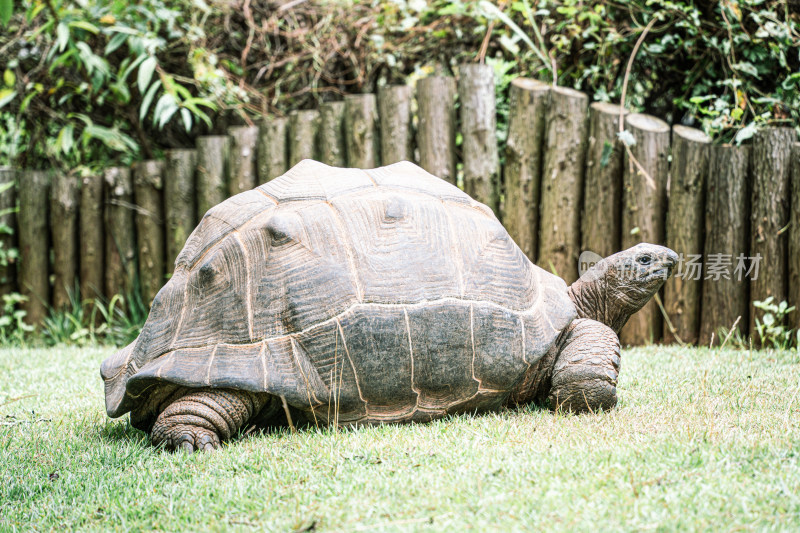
[196,136,229,216]
[502,78,549,262]
[416,76,457,184]
[319,101,346,167]
[257,116,289,182]
[749,127,794,338]
[459,63,500,214]
[345,94,380,168]
[104,167,136,301]
[663,125,711,344]
[164,149,197,272]
[378,85,414,164]
[582,102,628,258]
[133,160,165,306]
[0,168,17,297]
[789,142,800,331]
[699,145,750,345]
[18,170,50,325]
[619,113,670,345]
[289,110,320,166]
[227,126,258,196]
[50,172,79,310]
[537,87,589,284]
[80,174,104,301]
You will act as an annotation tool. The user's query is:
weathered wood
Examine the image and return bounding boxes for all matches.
[459,63,500,214]
[378,84,414,164]
[790,142,800,331]
[18,170,50,325]
[79,174,104,301]
[619,113,670,346]
[582,102,628,258]
[502,79,549,262]
[196,136,228,216]
[257,116,289,182]
[134,160,165,306]
[663,125,711,344]
[50,172,79,310]
[289,110,320,166]
[749,127,794,338]
[104,167,136,301]
[227,126,258,196]
[537,86,588,284]
[319,102,346,167]
[0,168,16,297]
[164,149,197,272]
[345,94,380,168]
[416,76,457,185]
[699,145,750,345]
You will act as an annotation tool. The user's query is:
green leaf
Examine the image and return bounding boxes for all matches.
[599,141,613,168]
[139,79,161,121]
[68,20,100,34]
[57,22,70,52]
[138,56,157,94]
[2,68,13,87]
[105,32,128,56]
[0,88,16,109]
[154,93,178,129]
[180,107,192,132]
[0,0,12,27]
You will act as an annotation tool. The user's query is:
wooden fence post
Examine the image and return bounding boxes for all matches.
[289,110,320,166]
[104,167,136,302]
[196,136,228,216]
[50,172,79,310]
[459,63,500,215]
[378,84,414,165]
[18,170,50,324]
[502,78,549,262]
[257,116,289,182]
[663,125,711,344]
[582,102,628,258]
[0,168,16,297]
[345,94,380,168]
[619,113,670,345]
[537,86,588,284]
[80,174,104,301]
[164,149,197,272]
[228,126,258,196]
[134,160,165,306]
[319,101,347,167]
[699,144,750,345]
[417,76,457,184]
[749,127,794,338]
[790,142,800,331]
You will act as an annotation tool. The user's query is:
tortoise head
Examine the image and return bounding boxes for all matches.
[569,243,679,333]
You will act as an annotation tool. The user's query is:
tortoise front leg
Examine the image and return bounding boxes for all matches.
[548,318,621,413]
[151,388,271,452]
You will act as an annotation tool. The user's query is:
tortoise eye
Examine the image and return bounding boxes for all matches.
[637,254,653,265]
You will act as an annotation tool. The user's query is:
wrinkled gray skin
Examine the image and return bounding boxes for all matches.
[145,243,677,452]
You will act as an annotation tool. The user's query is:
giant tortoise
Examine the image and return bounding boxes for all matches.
[101,160,677,451]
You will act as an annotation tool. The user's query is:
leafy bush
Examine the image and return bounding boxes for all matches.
[753,297,797,350]
[1,0,797,172]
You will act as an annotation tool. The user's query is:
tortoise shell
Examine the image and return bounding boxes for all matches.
[101,160,576,425]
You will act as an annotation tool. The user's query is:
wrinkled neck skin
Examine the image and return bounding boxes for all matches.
[567,275,630,334]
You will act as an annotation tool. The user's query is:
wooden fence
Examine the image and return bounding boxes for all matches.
[1,64,799,346]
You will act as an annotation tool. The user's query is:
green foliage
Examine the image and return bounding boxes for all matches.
[1,0,797,170]
[0,292,33,343]
[753,297,797,350]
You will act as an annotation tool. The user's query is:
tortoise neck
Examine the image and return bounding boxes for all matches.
[568,275,629,334]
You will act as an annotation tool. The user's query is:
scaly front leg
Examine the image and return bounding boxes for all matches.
[547,318,621,413]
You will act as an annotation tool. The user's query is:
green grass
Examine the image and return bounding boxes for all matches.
[1,345,799,532]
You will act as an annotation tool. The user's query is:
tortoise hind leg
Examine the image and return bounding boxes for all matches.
[151,388,271,452]
[548,318,621,413]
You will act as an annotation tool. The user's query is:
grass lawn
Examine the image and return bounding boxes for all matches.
[1,344,799,532]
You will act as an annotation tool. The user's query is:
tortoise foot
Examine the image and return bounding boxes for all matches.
[150,388,268,452]
[548,319,621,414]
